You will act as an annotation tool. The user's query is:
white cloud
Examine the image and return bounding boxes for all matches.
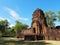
[19,18,28,21]
[4,7,28,21]
[5,7,20,20]
[9,24,15,27]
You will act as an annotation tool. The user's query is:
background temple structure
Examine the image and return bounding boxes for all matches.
[16,8,60,40]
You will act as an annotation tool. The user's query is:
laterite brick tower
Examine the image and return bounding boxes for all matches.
[31,8,48,40]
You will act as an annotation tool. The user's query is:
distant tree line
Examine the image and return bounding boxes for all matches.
[0,20,28,37]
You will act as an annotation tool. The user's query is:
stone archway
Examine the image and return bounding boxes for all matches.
[33,28,36,33]
[32,21,42,34]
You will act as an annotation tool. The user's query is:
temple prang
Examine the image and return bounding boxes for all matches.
[16,8,60,40]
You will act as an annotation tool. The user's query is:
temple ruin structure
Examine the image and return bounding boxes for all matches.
[16,8,60,40]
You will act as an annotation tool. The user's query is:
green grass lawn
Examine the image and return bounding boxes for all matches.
[0,37,60,45]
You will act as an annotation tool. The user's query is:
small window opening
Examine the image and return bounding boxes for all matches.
[33,28,36,33]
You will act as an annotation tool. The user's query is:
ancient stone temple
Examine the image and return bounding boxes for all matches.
[16,8,60,40]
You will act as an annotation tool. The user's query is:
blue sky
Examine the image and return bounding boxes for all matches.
[0,0,60,27]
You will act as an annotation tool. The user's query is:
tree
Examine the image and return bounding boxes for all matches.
[44,10,56,27]
[0,19,9,36]
[21,24,29,29]
[57,11,60,21]
[14,20,28,34]
[6,27,16,37]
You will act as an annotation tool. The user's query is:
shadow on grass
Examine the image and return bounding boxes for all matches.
[0,40,52,45]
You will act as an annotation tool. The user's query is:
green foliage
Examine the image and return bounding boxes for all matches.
[57,11,60,21]
[14,20,28,34]
[0,19,28,37]
[0,19,9,34]
[44,10,56,27]
[0,19,16,37]
[21,24,29,29]
[0,31,2,36]
[4,28,16,37]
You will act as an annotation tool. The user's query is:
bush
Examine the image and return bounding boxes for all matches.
[0,31,2,37]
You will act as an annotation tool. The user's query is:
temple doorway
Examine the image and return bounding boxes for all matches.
[33,28,36,33]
